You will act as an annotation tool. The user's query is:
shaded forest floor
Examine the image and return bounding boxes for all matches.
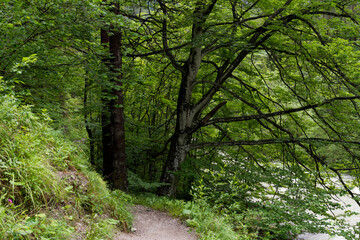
[115,205,197,240]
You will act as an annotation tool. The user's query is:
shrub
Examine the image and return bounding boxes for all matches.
[191,162,354,239]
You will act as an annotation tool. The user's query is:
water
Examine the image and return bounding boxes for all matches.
[297,233,346,240]
[297,175,360,240]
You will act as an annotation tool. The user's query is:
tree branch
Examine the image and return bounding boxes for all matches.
[127,42,190,58]
[204,95,360,126]
[189,137,360,150]
[162,19,183,72]
[200,101,227,125]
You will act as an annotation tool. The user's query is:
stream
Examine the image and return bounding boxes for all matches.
[296,175,360,240]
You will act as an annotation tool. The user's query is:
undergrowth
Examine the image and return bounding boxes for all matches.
[134,193,256,240]
[0,91,132,239]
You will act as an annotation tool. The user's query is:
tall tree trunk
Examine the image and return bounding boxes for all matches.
[156,1,218,196]
[157,131,191,196]
[101,2,128,191]
[101,28,113,178]
[109,28,127,190]
[157,70,197,196]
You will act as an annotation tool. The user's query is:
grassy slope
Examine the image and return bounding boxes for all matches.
[0,94,132,239]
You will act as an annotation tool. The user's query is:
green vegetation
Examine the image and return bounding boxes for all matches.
[1,0,360,239]
[134,194,253,240]
[0,89,132,239]
[191,164,352,239]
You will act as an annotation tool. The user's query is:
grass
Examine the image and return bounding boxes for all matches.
[133,193,256,240]
[0,94,132,239]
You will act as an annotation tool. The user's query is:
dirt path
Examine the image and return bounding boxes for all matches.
[115,205,198,240]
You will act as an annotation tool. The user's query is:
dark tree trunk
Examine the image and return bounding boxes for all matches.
[101,28,113,178]
[109,28,128,190]
[101,2,128,191]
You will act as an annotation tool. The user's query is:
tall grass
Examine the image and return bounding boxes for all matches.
[0,93,132,239]
[0,95,64,209]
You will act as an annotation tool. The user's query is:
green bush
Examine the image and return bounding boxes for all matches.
[0,205,73,239]
[192,163,354,239]
[182,200,254,240]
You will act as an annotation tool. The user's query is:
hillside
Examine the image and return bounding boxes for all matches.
[0,93,132,239]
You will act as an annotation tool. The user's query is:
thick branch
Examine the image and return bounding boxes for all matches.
[205,95,360,126]
[200,101,227,125]
[189,137,360,150]
[162,19,183,71]
[127,42,190,57]
[306,11,359,24]
[192,0,298,115]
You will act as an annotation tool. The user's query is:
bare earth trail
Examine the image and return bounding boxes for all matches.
[115,205,198,240]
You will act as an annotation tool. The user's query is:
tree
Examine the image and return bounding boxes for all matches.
[101,0,128,191]
[1,0,128,191]
[0,0,102,131]
[122,0,360,196]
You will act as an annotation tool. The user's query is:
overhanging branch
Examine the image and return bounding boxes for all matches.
[205,95,360,126]
[127,42,190,58]
[189,137,360,150]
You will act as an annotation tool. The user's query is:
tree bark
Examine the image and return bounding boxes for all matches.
[157,54,202,196]
[101,27,113,178]
[101,1,128,191]
[109,28,128,191]
[157,132,190,196]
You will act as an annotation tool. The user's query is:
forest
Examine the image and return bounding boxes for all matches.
[1,0,360,239]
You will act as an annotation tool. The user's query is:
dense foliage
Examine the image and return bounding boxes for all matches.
[1,0,360,239]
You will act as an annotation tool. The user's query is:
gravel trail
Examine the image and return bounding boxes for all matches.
[115,205,197,240]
